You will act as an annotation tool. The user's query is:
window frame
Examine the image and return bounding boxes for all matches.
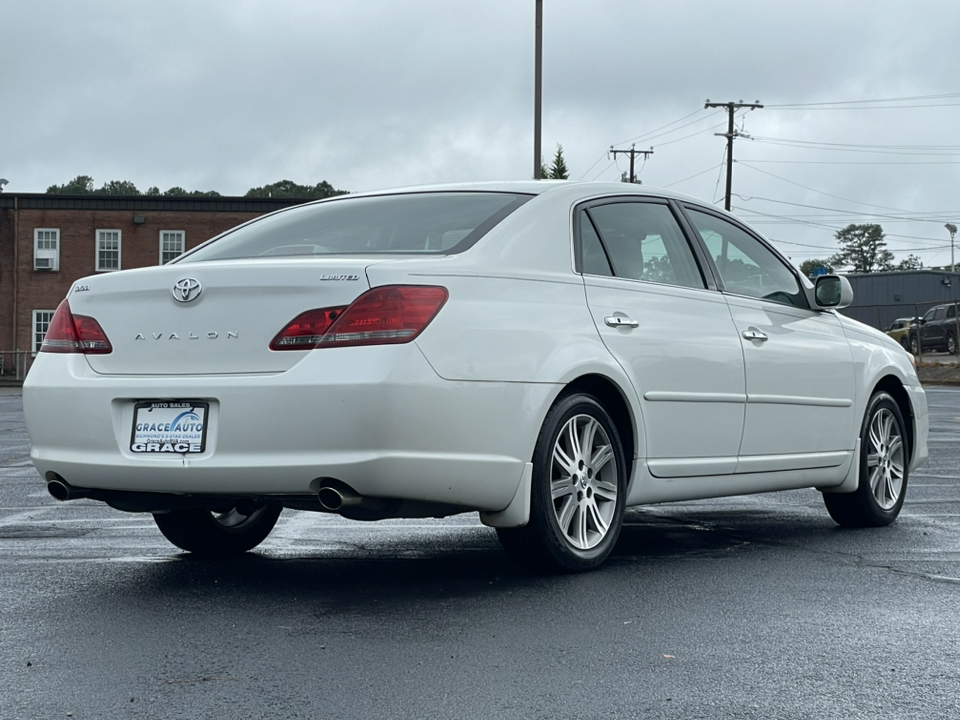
[33,228,61,271]
[573,195,716,291]
[32,309,57,354]
[159,230,186,264]
[96,229,122,272]
[679,203,810,310]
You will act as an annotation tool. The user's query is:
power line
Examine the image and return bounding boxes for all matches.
[765,92,960,108]
[609,144,653,184]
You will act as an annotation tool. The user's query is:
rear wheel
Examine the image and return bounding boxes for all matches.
[497,393,626,573]
[823,391,907,527]
[948,333,958,355]
[153,503,282,555]
[899,337,910,351]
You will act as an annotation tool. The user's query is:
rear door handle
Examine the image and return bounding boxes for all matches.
[742,329,768,341]
[605,316,639,328]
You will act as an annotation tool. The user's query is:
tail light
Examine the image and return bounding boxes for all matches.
[40,300,113,354]
[271,285,448,351]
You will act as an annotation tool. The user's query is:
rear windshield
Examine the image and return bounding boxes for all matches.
[177,191,532,262]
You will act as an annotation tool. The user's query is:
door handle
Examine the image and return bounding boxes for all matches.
[742,329,768,341]
[605,316,639,328]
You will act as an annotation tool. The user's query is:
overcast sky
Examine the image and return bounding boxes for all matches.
[3,0,960,268]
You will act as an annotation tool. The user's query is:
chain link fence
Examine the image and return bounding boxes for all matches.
[846,299,960,363]
[0,351,33,383]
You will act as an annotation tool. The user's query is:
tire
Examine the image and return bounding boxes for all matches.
[948,333,958,355]
[909,335,919,354]
[823,391,908,527]
[899,337,910,351]
[497,393,626,573]
[153,502,282,555]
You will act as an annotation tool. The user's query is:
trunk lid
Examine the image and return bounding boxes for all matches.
[72,259,378,375]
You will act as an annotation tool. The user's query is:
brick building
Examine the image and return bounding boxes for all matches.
[0,193,308,379]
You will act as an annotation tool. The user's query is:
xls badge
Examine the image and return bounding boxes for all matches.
[172,277,202,303]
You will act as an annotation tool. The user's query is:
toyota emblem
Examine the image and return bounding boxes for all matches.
[172,277,202,303]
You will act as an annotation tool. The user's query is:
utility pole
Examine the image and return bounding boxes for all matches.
[609,144,653,184]
[533,0,543,179]
[704,99,763,210]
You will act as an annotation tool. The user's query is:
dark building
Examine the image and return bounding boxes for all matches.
[0,193,309,379]
[842,269,960,331]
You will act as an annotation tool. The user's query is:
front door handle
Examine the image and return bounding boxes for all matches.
[742,329,769,341]
[605,316,639,328]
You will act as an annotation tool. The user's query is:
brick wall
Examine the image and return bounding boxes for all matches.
[0,195,307,358]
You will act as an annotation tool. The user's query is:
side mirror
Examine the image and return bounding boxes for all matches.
[813,275,853,309]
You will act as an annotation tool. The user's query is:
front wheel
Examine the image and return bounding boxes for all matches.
[497,393,626,573]
[154,503,282,555]
[909,335,919,354]
[823,391,908,527]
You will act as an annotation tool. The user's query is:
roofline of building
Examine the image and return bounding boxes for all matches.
[845,269,960,278]
[0,193,312,212]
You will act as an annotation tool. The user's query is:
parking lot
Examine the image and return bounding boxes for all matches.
[3,387,960,719]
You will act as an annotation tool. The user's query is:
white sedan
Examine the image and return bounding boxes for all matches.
[23,182,929,572]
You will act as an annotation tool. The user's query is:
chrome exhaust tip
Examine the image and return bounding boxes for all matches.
[46,477,93,501]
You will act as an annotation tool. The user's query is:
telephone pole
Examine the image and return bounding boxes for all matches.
[533,0,543,179]
[704,99,763,210]
[609,144,653,184]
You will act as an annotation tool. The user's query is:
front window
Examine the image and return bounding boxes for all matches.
[160,230,185,264]
[685,208,805,308]
[97,230,121,271]
[177,192,532,263]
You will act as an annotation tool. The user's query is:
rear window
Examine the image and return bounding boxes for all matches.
[178,192,532,262]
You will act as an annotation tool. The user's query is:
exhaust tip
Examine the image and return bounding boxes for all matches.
[47,478,72,501]
[317,486,344,511]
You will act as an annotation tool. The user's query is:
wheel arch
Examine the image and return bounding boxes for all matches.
[872,374,915,461]
[557,374,637,487]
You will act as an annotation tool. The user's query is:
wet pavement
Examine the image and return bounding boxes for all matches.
[2,389,960,719]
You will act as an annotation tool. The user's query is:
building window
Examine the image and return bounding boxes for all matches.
[33,310,56,353]
[34,229,60,271]
[160,230,185,264]
[97,229,121,271]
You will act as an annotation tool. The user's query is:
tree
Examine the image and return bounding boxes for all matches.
[548,144,569,179]
[829,224,894,274]
[244,180,346,199]
[47,175,95,194]
[896,254,923,270]
[799,258,835,278]
[535,144,570,180]
[99,179,140,195]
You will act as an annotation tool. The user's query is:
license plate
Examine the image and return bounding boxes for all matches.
[131,400,209,454]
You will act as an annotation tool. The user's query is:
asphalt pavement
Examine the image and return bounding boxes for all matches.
[2,389,960,719]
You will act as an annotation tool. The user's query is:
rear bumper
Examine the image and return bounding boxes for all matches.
[23,345,554,512]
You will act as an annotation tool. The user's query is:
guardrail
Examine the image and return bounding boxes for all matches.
[0,351,33,382]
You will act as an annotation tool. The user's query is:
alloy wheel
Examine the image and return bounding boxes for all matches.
[866,407,905,510]
[550,414,619,550]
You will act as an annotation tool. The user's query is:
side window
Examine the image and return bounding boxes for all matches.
[585,202,704,289]
[923,308,937,323]
[949,305,957,319]
[935,307,947,321]
[578,212,613,276]
[685,208,805,308]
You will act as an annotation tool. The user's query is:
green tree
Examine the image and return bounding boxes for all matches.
[46,175,95,194]
[829,224,894,273]
[99,179,139,195]
[548,144,569,179]
[896,254,923,270]
[244,180,346,199]
[799,258,835,278]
